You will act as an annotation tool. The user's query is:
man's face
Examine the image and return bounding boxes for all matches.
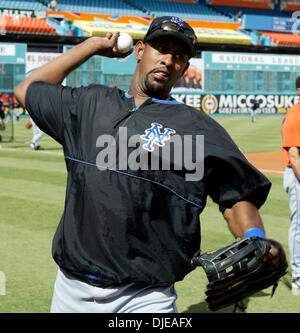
[136,36,190,99]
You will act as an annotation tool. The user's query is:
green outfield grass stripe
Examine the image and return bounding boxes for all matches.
[0,147,63,157]
[0,166,66,187]
[0,156,66,174]
[0,149,64,163]
[0,195,62,232]
[214,115,284,153]
[0,223,57,313]
[0,177,65,205]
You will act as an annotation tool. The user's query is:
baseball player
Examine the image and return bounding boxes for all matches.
[250,99,259,123]
[29,118,44,150]
[281,76,300,296]
[14,16,283,313]
[0,100,5,142]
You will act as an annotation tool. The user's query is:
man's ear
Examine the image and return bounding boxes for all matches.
[135,41,145,61]
[297,88,300,95]
[180,61,190,77]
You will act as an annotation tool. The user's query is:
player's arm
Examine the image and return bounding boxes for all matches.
[288,146,300,180]
[14,33,132,107]
[223,201,265,239]
[223,200,280,264]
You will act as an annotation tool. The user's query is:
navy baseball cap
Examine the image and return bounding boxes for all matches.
[143,16,197,58]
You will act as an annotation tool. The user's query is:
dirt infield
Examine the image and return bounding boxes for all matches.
[245,151,285,176]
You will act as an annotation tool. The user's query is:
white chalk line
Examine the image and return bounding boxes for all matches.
[0,146,64,156]
[259,168,284,175]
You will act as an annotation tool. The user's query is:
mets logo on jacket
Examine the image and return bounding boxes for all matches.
[140,122,176,152]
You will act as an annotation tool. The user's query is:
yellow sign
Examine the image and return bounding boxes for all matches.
[74,20,252,45]
[193,28,252,45]
[74,20,148,39]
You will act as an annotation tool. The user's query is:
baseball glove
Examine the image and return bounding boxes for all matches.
[191,237,288,311]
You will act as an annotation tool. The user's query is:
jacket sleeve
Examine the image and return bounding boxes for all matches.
[25,81,84,144]
[201,120,271,212]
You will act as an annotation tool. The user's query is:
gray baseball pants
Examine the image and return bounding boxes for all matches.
[284,166,300,279]
[50,268,178,313]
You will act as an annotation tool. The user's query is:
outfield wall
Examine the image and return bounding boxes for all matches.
[170,92,298,114]
[8,92,298,117]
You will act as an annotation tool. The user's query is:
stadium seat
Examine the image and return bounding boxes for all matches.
[161,0,197,2]
[126,0,233,21]
[207,0,273,9]
[55,0,145,16]
[263,31,300,46]
[0,0,48,11]
[281,0,300,11]
[3,16,57,35]
[210,5,291,19]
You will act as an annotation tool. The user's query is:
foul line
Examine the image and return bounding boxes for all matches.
[0,147,63,156]
[259,168,284,175]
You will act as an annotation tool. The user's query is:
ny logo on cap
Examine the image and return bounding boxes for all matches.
[171,16,183,27]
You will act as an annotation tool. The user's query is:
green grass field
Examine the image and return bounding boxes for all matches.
[0,114,296,313]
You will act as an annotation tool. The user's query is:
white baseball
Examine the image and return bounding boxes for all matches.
[116,33,133,53]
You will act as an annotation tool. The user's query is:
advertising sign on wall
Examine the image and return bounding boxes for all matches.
[171,93,299,114]
[173,58,203,92]
[26,52,61,73]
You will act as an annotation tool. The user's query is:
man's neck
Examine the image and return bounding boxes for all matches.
[127,88,171,107]
[127,91,149,107]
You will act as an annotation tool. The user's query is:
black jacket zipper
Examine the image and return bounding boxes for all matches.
[112,107,136,128]
[112,96,153,128]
